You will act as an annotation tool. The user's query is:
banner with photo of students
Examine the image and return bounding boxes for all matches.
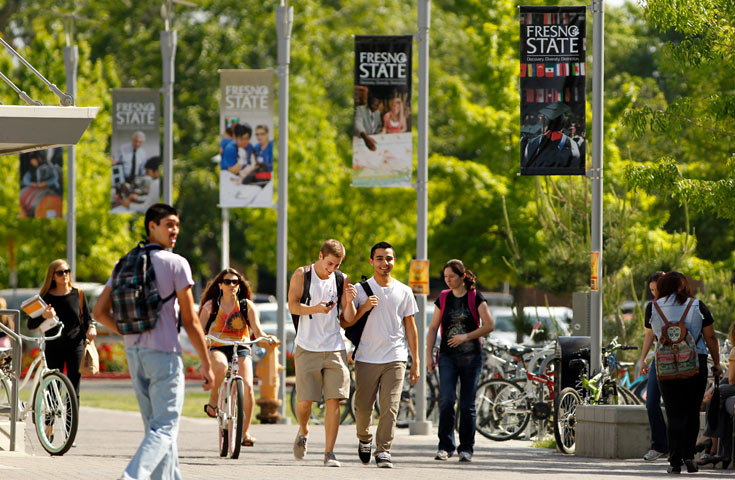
[219,69,275,208]
[19,147,64,219]
[110,89,161,213]
[520,6,586,175]
[353,35,413,187]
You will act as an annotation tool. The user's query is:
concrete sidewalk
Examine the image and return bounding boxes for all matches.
[0,406,709,479]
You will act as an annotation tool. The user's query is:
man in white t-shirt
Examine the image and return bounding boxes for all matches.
[287,239,357,467]
[346,241,419,468]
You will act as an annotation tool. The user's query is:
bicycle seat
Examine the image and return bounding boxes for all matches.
[569,358,588,372]
[509,346,534,357]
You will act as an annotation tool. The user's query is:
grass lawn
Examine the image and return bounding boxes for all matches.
[81,390,298,423]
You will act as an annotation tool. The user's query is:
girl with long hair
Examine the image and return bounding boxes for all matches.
[425,259,494,462]
[199,268,275,447]
[30,259,96,402]
[649,272,722,473]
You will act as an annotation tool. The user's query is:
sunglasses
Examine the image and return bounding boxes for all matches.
[54,269,71,276]
[221,279,239,286]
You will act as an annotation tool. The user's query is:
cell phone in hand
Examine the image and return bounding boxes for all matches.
[325,301,335,307]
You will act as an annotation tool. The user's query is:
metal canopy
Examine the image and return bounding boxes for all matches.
[0,105,99,156]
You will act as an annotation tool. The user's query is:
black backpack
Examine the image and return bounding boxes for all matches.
[111,242,176,334]
[291,265,344,333]
[344,276,374,355]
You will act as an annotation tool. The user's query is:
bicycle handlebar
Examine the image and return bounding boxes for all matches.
[16,322,65,343]
[205,335,275,347]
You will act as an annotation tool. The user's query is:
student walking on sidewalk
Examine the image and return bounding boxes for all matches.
[426,259,494,463]
[346,241,420,468]
[288,239,357,467]
[94,204,214,480]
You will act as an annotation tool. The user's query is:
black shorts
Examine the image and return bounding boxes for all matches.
[209,345,251,360]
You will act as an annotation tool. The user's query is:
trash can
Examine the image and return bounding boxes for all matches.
[554,336,590,410]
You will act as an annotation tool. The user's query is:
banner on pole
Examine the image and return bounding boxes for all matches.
[110,89,161,213]
[520,6,586,175]
[409,259,430,295]
[352,35,413,187]
[218,70,275,208]
[19,147,64,219]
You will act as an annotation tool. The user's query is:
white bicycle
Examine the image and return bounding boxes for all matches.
[205,334,273,459]
[0,323,78,455]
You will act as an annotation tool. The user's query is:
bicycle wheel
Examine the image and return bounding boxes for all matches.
[618,385,641,405]
[474,378,530,441]
[33,371,78,456]
[228,378,244,459]
[554,387,581,454]
[218,384,228,457]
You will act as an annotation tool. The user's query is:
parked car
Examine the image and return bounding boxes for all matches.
[489,306,572,346]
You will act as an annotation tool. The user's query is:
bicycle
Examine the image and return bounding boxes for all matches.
[206,334,274,459]
[474,344,555,441]
[0,323,78,455]
[554,338,638,454]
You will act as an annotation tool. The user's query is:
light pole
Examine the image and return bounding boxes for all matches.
[276,0,293,421]
[63,15,78,281]
[160,0,177,205]
[410,0,432,436]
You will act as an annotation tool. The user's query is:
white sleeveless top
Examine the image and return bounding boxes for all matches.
[294,264,345,352]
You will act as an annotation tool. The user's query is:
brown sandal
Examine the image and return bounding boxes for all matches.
[204,403,217,418]
[241,433,256,446]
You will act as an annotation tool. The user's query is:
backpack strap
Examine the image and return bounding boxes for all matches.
[143,243,176,305]
[438,289,450,339]
[205,297,250,335]
[335,270,344,318]
[653,298,694,343]
[468,289,479,326]
[301,265,313,320]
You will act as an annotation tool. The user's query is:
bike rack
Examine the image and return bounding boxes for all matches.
[0,310,21,452]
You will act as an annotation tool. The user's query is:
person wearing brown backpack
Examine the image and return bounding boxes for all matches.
[649,272,722,474]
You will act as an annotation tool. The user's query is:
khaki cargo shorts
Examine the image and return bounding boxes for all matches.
[294,346,350,402]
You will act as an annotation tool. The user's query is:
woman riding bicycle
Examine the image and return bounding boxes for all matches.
[426,259,494,462]
[199,268,275,447]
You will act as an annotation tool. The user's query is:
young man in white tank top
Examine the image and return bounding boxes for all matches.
[287,239,357,467]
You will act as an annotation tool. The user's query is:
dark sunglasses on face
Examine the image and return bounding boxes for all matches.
[221,279,239,286]
[55,269,71,276]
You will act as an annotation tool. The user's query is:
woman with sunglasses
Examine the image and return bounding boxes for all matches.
[29,259,96,403]
[199,268,276,447]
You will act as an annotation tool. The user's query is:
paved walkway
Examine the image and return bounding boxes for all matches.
[2,405,721,479]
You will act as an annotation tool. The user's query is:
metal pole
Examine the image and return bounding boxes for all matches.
[590,0,604,373]
[161,29,177,205]
[0,311,21,451]
[410,0,432,436]
[222,207,230,270]
[64,43,78,281]
[276,0,293,422]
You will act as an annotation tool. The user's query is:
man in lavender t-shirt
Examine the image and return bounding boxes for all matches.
[94,204,213,480]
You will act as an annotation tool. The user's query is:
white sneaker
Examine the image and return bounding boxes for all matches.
[293,432,308,459]
[643,449,666,461]
[458,451,472,463]
[324,452,341,467]
[376,452,393,468]
[435,450,450,461]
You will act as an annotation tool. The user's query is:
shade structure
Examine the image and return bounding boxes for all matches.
[0,105,99,156]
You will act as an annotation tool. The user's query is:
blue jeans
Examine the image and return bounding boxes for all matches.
[123,346,184,480]
[437,351,483,454]
[646,360,668,452]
